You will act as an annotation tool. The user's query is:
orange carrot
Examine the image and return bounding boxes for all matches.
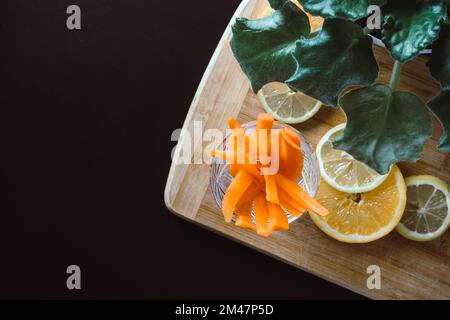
[254,194,272,237]
[256,114,274,164]
[267,202,289,231]
[235,199,256,231]
[227,117,241,129]
[235,184,260,208]
[256,113,274,130]
[222,170,254,223]
[279,129,303,181]
[247,131,258,165]
[229,164,238,177]
[212,127,249,168]
[278,187,305,216]
[235,163,265,186]
[275,174,328,216]
[229,127,246,164]
[264,174,279,204]
[284,127,300,145]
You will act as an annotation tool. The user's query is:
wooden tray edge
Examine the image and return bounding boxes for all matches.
[164,0,257,216]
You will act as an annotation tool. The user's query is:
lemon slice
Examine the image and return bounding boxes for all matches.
[310,165,407,243]
[257,82,322,124]
[316,124,390,193]
[396,175,450,241]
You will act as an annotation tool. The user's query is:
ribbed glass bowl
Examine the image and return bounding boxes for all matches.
[210,121,320,224]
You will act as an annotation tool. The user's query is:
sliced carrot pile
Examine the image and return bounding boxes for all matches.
[211,114,328,236]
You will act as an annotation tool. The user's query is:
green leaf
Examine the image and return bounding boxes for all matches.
[429,90,450,151]
[301,0,387,21]
[382,0,447,63]
[428,23,450,89]
[333,84,432,174]
[268,0,288,9]
[286,18,378,107]
[230,2,310,93]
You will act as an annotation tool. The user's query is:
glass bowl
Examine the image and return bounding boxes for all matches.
[210,121,320,224]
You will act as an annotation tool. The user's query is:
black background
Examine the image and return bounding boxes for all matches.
[0,0,363,299]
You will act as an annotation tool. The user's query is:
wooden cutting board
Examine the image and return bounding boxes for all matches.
[164,0,450,299]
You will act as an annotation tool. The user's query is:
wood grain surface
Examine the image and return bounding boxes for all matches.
[165,0,450,299]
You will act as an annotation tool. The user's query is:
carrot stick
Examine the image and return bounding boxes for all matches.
[235,184,260,208]
[235,199,256,231]
[264,174,279,204]
[278,187,305,216]
[222,170,254,223]
[235,163,265,186]
[256,114,274,164]
[275,174,328,216]
[256,113,274,130]
[247,131,258,165]
[229,164,238,177]
[254,194,272,237]
[284,127,300,145]
[267,202,289,231]
[279,129,303,181]
[227,117,241,129]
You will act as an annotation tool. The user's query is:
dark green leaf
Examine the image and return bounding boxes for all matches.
[286,18,378,107]
[382,0,447,63]
[302,0,387,21]
[428,23,450,89]
[268,0,288,9]
[333,84,432,174]
[230,2,310,92]
[429,90,450,151]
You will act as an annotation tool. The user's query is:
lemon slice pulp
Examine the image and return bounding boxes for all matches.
[257,82,322,124]
[310,165,406,243]
[316,124,390,193]
[396,175,450,241]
